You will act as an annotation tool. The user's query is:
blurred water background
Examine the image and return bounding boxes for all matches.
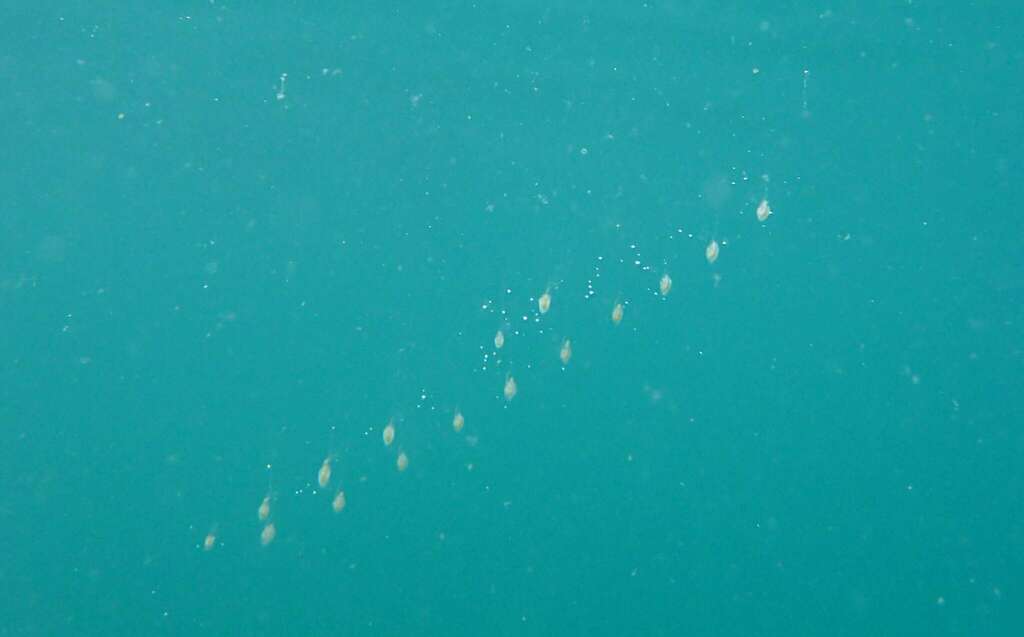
[2,3,1021,635]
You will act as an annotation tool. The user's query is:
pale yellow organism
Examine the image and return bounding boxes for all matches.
[396,451,409,472]
[260,522,276,547]
[559,339,572,365]
[659,273,672,296]
[611,302,624,325]
[383,420,395,446]
[504,374,517,401]
[317,455,332,488]
[332,489,346,513]
[494,329,505,349]
[203,532,216,552]
[705,240,719,264]
[258,495,271,522]
[452,410,465,433]
[756,198,772,222]
[538,289,551,314]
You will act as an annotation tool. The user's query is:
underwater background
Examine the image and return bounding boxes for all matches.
[2,2,1021,635]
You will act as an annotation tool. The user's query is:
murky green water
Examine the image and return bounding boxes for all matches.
[3,4,1020,635]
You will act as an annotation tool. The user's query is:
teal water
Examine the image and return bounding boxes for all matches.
[3,3,1021,635]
